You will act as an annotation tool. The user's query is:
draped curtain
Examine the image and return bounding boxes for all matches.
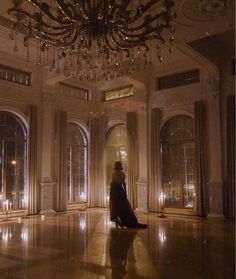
[89,116,106,207]
[194,101,208,217]
[149,108,161,212]
[55,111,67,211]
[225,95,235,218]
[28,105,38,215]
[127,112,138,209]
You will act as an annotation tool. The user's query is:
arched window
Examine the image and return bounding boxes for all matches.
[0,111,27,211]
[105,124,128,205]
[161,115,195,209]
[66,123,88,204]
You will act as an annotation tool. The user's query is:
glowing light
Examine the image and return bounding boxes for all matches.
[80,192,86,202]
[159,228,166,244]
[21,227,28,242]
[104,195,110,203]
[159,192,166,208]
[80,219,86,230]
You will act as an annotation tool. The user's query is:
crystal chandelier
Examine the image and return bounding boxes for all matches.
[8,0,176,82]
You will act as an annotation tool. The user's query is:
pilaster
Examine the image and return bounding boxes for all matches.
[206,75,223,216]
[40,90,56,213]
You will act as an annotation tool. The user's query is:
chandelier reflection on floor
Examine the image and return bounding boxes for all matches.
[8,0,176,82]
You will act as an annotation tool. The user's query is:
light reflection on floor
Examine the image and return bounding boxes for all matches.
[0,209,234,279]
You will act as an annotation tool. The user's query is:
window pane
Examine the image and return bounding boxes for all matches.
[0,64,31,86]
[161,116,195,209]
[104,86,133,101]
[67,123,87,205]
[0,112,27,210]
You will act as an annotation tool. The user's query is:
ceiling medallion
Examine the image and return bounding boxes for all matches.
[8,0,176,82]
[181,0,234,22]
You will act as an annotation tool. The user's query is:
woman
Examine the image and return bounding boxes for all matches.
[109,161,147,229]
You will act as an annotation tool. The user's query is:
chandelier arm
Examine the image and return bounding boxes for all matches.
[117,27,146,39]
[110,31,127,50]
[127,0,161,23]
[27,0,71,25]
[117,26,166,45]
[105,33,121,52]
[73,0,89,20]
[117,25,166,47]
[110,4,122,18]
[114,30,144,48]
[106,27,138,51]
[56,0,80,22]
[110,6,131,26]
[9,8,69,31]
[35,25,74,39]
[109,29,141,50]
[40,28,77,48]
[111,12,171,32]
[39,26,73,37]
[118,24,165,39]
[124,11,171,32]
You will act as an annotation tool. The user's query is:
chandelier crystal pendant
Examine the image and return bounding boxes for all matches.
[8,0,176,82]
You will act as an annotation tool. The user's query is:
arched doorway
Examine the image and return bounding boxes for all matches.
[160,115,196,210]
[66,123,88,205]
[0,111,27,211]
[105,124,128,205]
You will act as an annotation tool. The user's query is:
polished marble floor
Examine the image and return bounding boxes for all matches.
[0,209,234,279]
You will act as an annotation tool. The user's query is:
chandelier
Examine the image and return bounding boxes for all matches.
[8,0,176,82]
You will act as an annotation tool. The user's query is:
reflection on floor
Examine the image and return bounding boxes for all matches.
[0,209,234,279]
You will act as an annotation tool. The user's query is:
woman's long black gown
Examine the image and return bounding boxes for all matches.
[110,181,138,228]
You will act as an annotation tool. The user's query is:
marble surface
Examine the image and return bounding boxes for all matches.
[0,209,234,279]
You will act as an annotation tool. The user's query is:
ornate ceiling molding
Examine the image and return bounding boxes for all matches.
[181,0,234,22]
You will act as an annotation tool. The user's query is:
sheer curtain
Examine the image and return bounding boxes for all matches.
[225,95,235,218]
[55,111,67,211]
[28,105,38,215]
[149,108,161,212]
[194,101,208,217]
[127,112,138,209]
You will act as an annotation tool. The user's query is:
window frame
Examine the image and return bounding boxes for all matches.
[160,115,196,211]
[66,122,88,205]
[103,85,134,102]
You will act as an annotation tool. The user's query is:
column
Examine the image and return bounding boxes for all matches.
[127,111,138,209]
[136,111,148,211]
[54,110,67,211]
[89,115,106,207]
[40,91,56,214]
[149,107,162,212]
[28,105,38,215]
[206,77,223,217]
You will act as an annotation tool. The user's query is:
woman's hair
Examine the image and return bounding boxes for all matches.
[114,161,123,171]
